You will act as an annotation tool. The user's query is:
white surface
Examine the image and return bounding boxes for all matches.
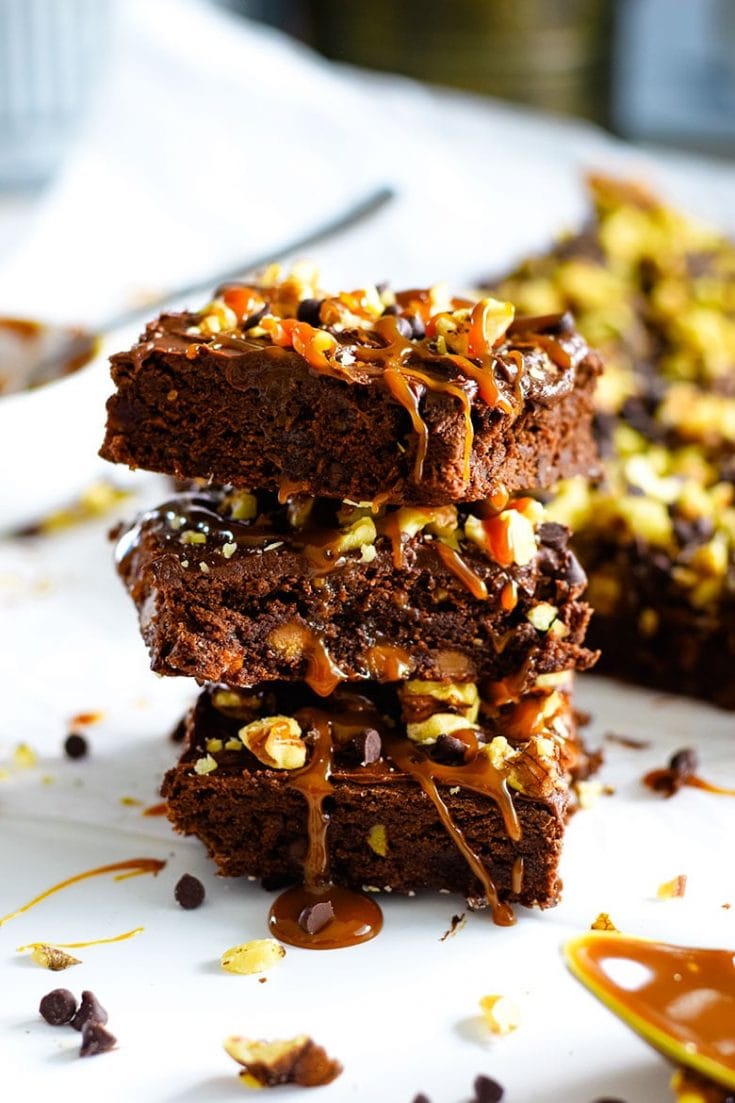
[2,492,735,1103]
[1,2,735,1100]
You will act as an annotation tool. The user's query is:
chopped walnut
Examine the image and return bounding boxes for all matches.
[223,1034,342,1087]
[478,994,520,1035]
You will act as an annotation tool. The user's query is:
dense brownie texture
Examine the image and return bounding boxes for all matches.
[100,278,600,505]
[162,681,581,909]
[487,174,735,708]
[116,489,596,690]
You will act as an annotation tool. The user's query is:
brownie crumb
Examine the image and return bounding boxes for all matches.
[297,900,335,935]
[71,990,108,1032]
[174,873,205,910]
[439,913,466,941]
[39,988,77,1025]
[64,733,89,759]
[79,1020,117,1057]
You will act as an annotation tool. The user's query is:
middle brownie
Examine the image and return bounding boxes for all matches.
[115,487,596,691]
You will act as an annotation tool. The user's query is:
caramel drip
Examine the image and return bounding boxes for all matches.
[483,663,532,707]
[365,643,414,681]
[142,802,168,817]
[644,769,735,797]
[501,580,518,611]
[566,933,735,1088]
[380,510,406,569]
[434,542,488,600]
[0,858,166,927]
[303,632,346,697]
[269,711,383,949]
[18,926,144,952]
[511,856,524,895]
[383,367,429,482]
[278,479,309,504]
[385,735,519,926]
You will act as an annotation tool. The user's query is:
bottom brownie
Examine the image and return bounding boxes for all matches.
[162,676,583,921]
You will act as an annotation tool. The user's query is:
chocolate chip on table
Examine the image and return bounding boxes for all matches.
[411,1095,431,1103]
[64,732,88,759]
[297,900,335,935]
[354,728,382,766]
[79,1021,117,1057]
[296,298,323,327]
[472,1075,505,1103]
[174,873,206,910]
[670,747,698,779]
[71,990,108,1032]
[39,988,77,1025]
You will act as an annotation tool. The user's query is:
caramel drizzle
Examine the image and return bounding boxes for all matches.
[0,858,166,927]
[285,713,335,890]
[384,735,519,926]
[18,926,144,952]
[364,643,414,681]
[644,769,735,798]
[511,856,524,895]
[301,630,346,698]
[434,542,488,600]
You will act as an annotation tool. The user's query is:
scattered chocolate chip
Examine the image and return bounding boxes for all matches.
[71,990,108,1032]
[64,732,88,760]
[296,298,323,327]
[79,1020,117,1057]
[560,550,587,588]
[39,988,77,1025]
[354,727,382,766]
[670,747,698,779]
[297,900,335,935]
[174,873,205,910]
[472,1074,505,1103]
[375,281,390,295]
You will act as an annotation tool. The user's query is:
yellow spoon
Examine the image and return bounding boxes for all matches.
[564,931,735,1094]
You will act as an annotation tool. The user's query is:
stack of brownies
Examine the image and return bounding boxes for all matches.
[101,269,601,944]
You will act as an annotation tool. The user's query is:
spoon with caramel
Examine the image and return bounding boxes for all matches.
[565,931,735,1095]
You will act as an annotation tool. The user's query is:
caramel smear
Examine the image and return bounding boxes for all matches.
[565,932,735,1092]
[18,926,144,954]
[0,858,165,927]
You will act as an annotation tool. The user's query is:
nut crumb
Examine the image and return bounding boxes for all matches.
[479,994,520,1035]
[28,944,81,970]
[193,754,218,775]
[13,742,37,769]
[575,779,604,809]
[220,939,285,975]
[657,874,687,900]
[366,824,388,857]
[590,912,619,932]
[224,1034,342,1087]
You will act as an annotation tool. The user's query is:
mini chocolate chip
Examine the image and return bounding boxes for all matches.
[79,1021,117,1057]
[354,728,382,766]
[537,522,568,549]
[375,280,390,295]
[39,988,77,1025]
[381,303,399,316]
[297,900,335,935]
[242,305,268,330]
[174,873,205,910]
[472,1074,504,1103]
[64,733,88,759]
[395,315,413,340]
[411,1095,431,1103]
[71,990,108,1032]
[296,298,323,326]
[433,734,468,765]
[670,747,698,779]
[405,313,425,340]
[561,550,587,588]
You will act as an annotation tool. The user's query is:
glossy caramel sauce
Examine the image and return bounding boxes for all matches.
[0,858,166,927]
[567,932,735,1091]
[643,770,735,798]
[269,884,383,950]
[142,801,168,817]
[512,856,525,895]
[364,643,413,681]
[434,542,488,600]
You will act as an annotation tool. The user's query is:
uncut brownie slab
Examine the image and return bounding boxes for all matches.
[162,675,585,915]
[100,272,601,505]
[486,175,735,708]
[115,487,596,691]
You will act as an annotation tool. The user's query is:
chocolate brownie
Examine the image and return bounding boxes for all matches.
[100,272,601,505]
[162,676,585,916]
[486,174,735,708]
[116,488,596,691]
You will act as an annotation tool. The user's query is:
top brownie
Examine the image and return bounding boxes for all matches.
[100,269,601,505]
